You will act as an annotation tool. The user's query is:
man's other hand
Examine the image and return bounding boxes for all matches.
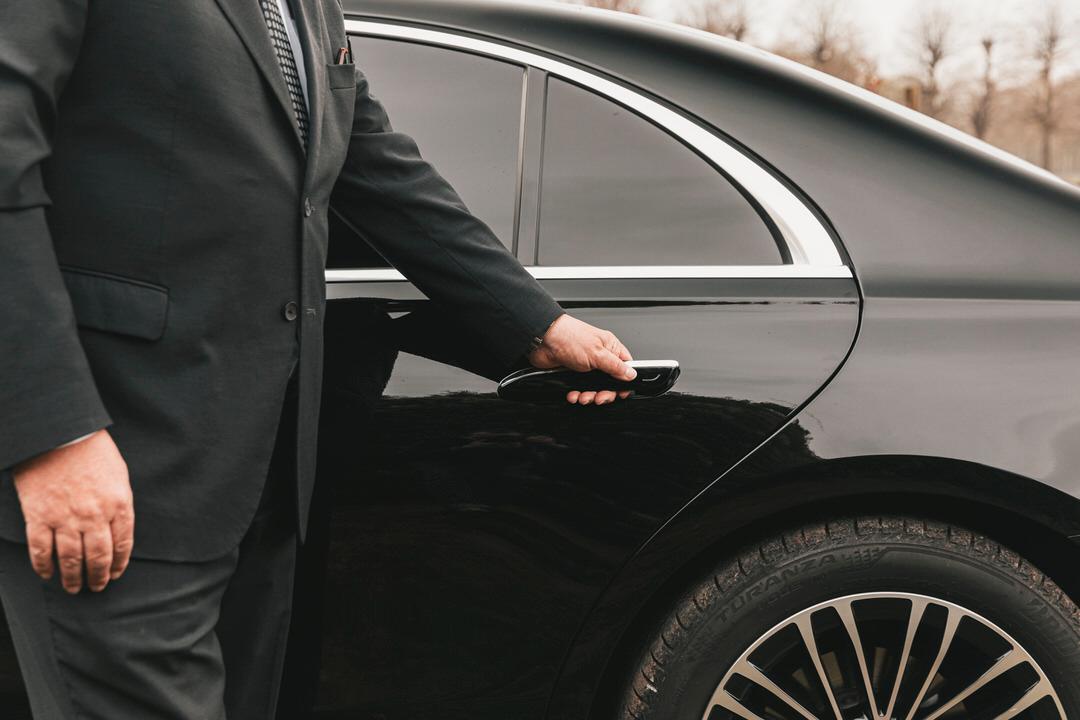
[528,314,637,405]
[12,430,134,593]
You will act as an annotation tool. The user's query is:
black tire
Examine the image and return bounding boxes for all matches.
[620,516,1080,720]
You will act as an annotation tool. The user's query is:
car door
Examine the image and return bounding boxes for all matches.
[298,24,860,720]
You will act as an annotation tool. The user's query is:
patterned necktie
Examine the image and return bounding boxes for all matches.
[258,0,309,147]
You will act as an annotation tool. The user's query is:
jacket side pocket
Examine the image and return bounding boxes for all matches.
[60,266,169,341]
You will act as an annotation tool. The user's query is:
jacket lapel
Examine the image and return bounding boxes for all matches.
[211,0,306,151]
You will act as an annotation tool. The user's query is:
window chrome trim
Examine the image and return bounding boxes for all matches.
[326,265,852,283]
[510,67,529,256]
[343,19,847,272]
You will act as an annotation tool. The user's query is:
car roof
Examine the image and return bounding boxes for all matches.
[344,0,1078,198]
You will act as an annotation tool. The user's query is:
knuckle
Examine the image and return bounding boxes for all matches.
[70,502,103,523]
[36,510,63,526]
[85,549,112,564]
[112,497,135,517]
[113,538,134,553]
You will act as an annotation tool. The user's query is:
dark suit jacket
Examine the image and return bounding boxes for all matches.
[0,0,563,561]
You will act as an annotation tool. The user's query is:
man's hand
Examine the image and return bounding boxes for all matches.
[528,314,637,405]
[12,430,134,593]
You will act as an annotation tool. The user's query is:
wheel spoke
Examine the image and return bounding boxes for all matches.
[794,615,844,720]
[706,686,770,720]
[883,598,929,720]
[903,605,962,720]
[835,599,882,719]
[920,650,1025,720]
[993,678,1055,720]
[730,658,820,720]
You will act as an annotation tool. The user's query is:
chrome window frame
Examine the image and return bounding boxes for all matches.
[328,265,851,282]
[329,19,851,287]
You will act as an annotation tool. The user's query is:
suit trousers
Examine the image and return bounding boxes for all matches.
[0,380,300,720]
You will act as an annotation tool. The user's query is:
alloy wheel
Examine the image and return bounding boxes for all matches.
[705,592,1066,720]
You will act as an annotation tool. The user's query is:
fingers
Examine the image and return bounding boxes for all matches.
[609,336,633,362]
[594,390,617,405]
[594,348,637,381]
[110,511,134,581]
[566,389,623,405]
[83,526,113,592]
[560,328,635,404]
[54,528,84,594]
[600,328,632,363]
[24,522,55,580]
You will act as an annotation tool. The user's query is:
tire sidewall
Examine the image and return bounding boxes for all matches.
[655,535,1080,719]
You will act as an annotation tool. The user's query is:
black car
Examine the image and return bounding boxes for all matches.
[5,1,1080,718]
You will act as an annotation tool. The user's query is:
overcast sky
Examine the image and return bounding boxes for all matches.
[550,0,1080,81]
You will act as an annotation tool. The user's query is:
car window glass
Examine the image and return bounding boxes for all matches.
[327,37,523,269]
[537,78,781,266]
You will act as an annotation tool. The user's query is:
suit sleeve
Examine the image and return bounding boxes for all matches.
[0,0,110,470]
[329,68,564,369]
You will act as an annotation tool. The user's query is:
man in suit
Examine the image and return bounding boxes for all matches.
[0,0,636,717]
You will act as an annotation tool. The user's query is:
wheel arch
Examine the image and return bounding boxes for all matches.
[548,454,1080,719]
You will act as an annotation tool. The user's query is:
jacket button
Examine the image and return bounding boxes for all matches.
[283,301,299,322]
[303,197,313,217]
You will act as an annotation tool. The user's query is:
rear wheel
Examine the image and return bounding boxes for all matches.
[620,517,1080,720]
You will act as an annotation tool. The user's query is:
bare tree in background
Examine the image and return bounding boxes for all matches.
[778,0,876,86]
[804,0,846,69]
[1030,4,1066,170]
[683,0,752,42]
[910,7,955,119]
[576,0,643,14]
[970,37,996,139]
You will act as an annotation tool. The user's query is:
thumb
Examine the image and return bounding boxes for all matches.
[595,349,636,381]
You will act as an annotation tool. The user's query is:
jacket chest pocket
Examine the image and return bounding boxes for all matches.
[320,62,357,171]
[326,62,357,91]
